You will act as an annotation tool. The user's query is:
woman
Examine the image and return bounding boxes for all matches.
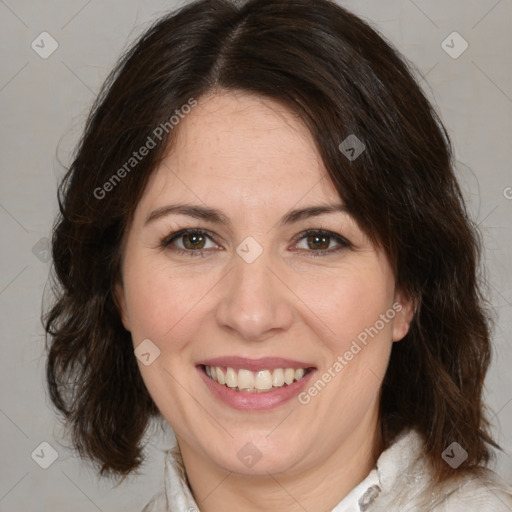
[44,0,512,510]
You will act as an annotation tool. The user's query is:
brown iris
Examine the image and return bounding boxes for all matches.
[182,232,207,250]
[306,233,330,251]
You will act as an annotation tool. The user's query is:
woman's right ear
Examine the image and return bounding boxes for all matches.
[114,282,131,332]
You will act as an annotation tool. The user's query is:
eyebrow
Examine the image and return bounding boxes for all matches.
[144,203,351,229]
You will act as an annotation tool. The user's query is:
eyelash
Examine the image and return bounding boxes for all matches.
[160,228,351,258]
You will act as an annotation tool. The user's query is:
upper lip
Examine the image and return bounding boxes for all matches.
[197,356,316,372]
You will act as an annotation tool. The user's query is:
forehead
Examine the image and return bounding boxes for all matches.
[136,91,342,218]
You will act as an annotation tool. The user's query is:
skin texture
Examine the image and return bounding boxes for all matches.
[116,90,414,512]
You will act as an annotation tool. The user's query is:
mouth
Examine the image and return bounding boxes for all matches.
[196,356,316,410]
[201,364,314,393]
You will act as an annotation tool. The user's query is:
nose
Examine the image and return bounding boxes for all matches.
[214,246,295,342]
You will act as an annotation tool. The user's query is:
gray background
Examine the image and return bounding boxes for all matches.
[1,0,511,510]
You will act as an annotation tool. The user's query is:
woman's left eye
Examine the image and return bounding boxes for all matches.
[292,229,351,256]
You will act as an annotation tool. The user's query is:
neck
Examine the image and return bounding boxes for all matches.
[177,414,383,512]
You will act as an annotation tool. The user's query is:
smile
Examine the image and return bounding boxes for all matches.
[197,356,317,410]
[203,365,312,392]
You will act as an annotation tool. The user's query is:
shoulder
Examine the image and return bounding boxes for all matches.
[371,429,512,511]
[140,489,167,512]
[434,469,512,511]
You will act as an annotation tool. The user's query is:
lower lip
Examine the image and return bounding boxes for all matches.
[197,367,316,410]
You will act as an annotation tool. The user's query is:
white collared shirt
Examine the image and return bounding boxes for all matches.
[142,429,512,511]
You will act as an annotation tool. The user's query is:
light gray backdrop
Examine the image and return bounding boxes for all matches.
[1,0,511,510]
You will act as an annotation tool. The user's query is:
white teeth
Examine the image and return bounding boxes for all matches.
[254,370,273,391]
[225,367,237,388]
[272,368,285,387]
[284,368,295,385]
[216,367,225,385]
[204,365,309,392]
[237,369,254,390]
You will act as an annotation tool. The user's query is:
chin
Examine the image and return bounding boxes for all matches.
[201,430,311,476]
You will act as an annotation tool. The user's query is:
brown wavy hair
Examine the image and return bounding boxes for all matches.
[44,0,498,482]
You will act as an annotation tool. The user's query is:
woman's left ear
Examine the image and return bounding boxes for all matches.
[114,282,131,332]
[391,290,416,342]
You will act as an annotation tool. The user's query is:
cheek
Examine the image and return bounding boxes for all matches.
[122,258,217,418]
[123,256,219,344]
[301,262,396,350]
[301,271,395,420]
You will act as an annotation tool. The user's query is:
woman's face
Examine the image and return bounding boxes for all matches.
[116,91,413,476]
